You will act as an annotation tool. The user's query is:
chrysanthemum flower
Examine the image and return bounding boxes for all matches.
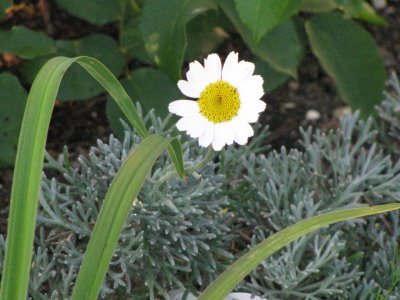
[168,51,266,151]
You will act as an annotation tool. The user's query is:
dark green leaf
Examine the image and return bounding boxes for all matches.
[336,0,387,25]
[355,3,387,25]
[0,73,27,167]
[57,34,125,101]
[169,138,186,178]
[140,0,216,81]
[220,0,304,78]
[20,34,125,101]
[0,26,56,59]
[234,0,301,44]
[254,58,290,93]
[299,0,337,12]
[0,0,12,20]
[185,10,228,60]
[305,12,385,116]
[255,19,304,78]
[120,18,153,64]
[19,55,50,84]
[106,67,180,137]
[55,0,121,25]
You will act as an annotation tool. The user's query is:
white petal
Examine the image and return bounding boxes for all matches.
[238,75,264,101]
[222,52,239,83]
[198,121,214,148]
[231,117,254,145]
[186,61,209,92]
[177,80,201,98]
[186,114,208,138]
[212,124,225,151]
[204,53,222,83]
[238,100,266,123]
[222,121,234,145]
[238,107,260,123]
[212,123,227,151]
[176,116,195,132]
[254,99,267,113]
[168,100,199,117]
[227,61,255,88]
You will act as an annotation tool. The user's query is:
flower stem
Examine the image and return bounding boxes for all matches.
[156,147,215,187]
[185,146,215,174]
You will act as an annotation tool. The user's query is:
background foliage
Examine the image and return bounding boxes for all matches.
[1,76,400,299]
[0,0,388,166]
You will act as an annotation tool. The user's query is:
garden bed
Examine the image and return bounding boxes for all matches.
[0,1,400,299]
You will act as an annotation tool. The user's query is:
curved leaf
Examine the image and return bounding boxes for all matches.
[336,0,387,25]
[0,56,184,300]
[71,134,170,299]
[55,0,121,25]
[0,73,27,167]
[234,0,301,44]
[0,26,56,59]
[198,203,400,300]
[305,12,385,117]
[20,34,126,101]
[140,0,216,81]
[0,0,12,20]
[254,58,290,93]
[220,0,304,77]
[185,10,229,60]
[299,0,337,13]
[120,17,153,64]
[56,34,126,101]
[106,67,181,138]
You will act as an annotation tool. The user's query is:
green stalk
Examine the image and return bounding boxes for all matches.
[0,57,74,300]
[71,134,169,299]
[198,203,400,300]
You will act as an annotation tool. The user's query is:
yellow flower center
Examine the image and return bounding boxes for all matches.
[198,80,240,123]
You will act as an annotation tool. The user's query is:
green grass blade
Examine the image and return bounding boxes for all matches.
[75,56,148,138]
[71,134,169,300]
[0,55,180,299]
[0,57,75,300]
[168,139,185,178]
[77,56,185,178]
[198,203,400,300]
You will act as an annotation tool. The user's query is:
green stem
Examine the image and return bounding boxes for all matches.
[186,146,215,174]
[156,146,215,187]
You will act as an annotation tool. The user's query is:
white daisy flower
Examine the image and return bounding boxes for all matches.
[168,51,266,151]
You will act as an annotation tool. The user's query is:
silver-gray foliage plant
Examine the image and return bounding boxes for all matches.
[1,75,400,299]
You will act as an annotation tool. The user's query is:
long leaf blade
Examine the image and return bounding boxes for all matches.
[0,55,182,299]
[0,57,74,300]
[198,203,400,300]
[77,57,185,177]
[71,134,170,299]
[76,56,148,138]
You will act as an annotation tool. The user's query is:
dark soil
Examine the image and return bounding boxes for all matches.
[1,0,400,236]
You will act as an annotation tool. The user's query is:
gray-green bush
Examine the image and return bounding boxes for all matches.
[1,78,400,299]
